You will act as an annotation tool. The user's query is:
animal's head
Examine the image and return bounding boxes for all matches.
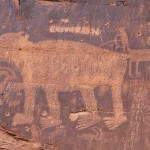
[0,61,23,94]
[117,26,125,33]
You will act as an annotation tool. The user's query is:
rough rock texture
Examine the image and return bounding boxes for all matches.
[0,0,150,149]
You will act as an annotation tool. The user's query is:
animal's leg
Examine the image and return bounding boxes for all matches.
[112,85,125,118]
[12,84,35,125]
[81,88,97,112]
[71,88,101,131]
[104,84,127,130]
[128,60,134,78]
[39,87,62,130]
[104,59,127,130]
[135,61,142,78]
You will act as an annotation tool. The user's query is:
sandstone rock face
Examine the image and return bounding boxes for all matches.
[0,0,150,149]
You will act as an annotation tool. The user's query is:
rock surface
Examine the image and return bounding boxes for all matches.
[0,0,150,149]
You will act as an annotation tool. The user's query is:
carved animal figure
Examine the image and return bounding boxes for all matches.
[3,0,130,131]
[114,27,129,52]
[1,31,128,131]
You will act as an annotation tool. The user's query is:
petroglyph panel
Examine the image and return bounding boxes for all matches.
[0,0,150,149]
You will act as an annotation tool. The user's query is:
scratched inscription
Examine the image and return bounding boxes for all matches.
[49,24,100,36]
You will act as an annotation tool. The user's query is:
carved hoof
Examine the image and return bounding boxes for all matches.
[69,112,91,122]
[103,115,127,130]
[118,115,127,125]
[12,114,33,126]
[135,73,143,79]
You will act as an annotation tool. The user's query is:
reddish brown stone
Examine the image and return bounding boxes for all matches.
[0,0,149,149]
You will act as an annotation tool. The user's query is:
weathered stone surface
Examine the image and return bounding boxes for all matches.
[0,0,150,149]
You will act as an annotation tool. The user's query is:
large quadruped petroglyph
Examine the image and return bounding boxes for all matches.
[0,0,149,149]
